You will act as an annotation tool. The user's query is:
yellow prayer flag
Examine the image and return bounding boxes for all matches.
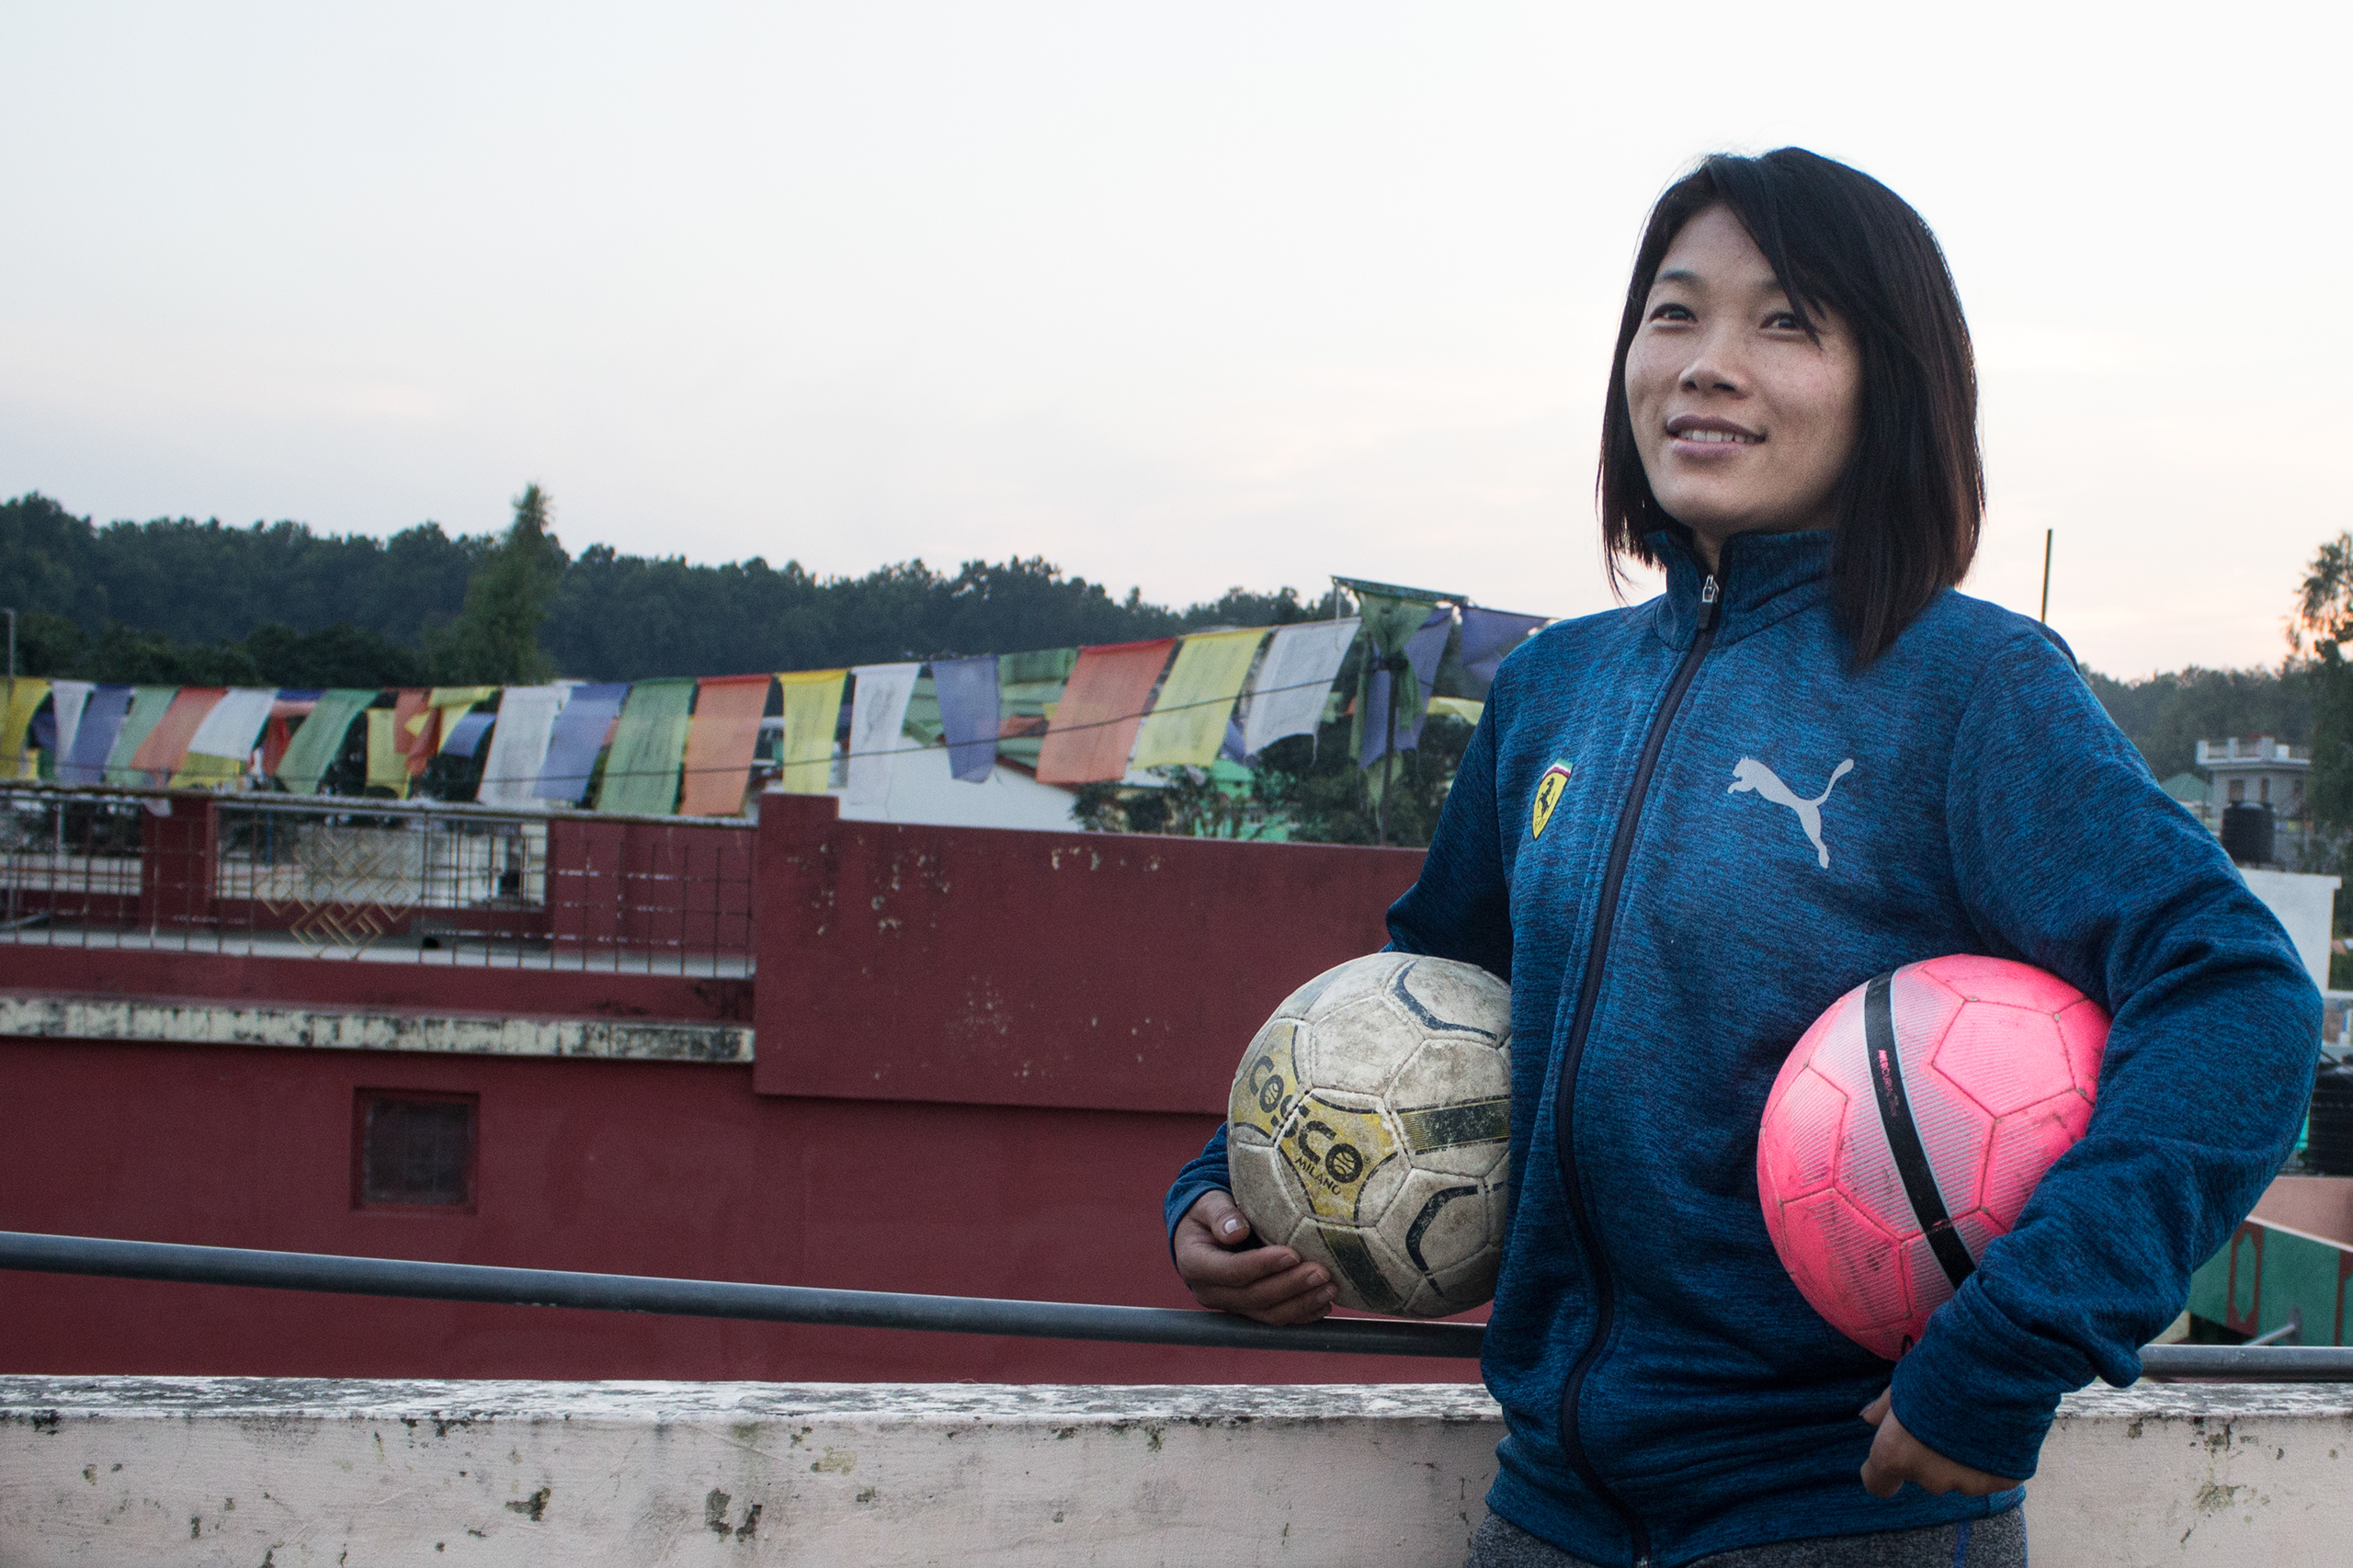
[365,708,410,799]
[773,669,847,795]
[1,677,51,780]
[411,686,494,744]
[1128,630,1266,770]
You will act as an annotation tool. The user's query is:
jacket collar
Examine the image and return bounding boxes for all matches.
[1648,527,1836,651]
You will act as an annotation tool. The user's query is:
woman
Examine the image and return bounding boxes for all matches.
[1165,148,2318,1567]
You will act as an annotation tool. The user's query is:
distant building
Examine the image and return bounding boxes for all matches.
[2197,736,2310,820]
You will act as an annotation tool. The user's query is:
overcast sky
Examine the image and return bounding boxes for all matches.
[3,4,2342,676]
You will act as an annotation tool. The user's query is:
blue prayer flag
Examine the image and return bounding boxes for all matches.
[534,683,630,802]
[61,685,134,786]
[933,656,1000,783]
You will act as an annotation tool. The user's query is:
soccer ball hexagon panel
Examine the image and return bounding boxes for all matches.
[1228,952,1512,1317]
[1756,955,2109,1361]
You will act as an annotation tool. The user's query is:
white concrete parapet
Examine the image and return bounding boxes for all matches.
[1,1378,2347,1565]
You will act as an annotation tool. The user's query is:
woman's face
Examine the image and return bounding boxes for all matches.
[1622,205,1862,573]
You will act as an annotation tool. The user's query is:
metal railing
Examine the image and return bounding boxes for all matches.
[0,784,756,974]
[1,1231,2345,1378]
[0,1232,1477,1359]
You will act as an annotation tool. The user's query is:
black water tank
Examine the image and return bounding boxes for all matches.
[2307,1062,2353,1176]
[2222,802,2276,866]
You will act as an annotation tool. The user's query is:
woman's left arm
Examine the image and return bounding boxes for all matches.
[1891,631,2322,1483]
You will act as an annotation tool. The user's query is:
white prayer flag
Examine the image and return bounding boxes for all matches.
[48,680,94,765]
[847,663,923,810]
[184,687,278,762]
[1239,618,1360,758]
[476,685,571,808]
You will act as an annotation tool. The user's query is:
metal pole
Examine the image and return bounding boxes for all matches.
[2039,530,2053,624]
[3,607,15,782]
[0,1231,1485,1360]
[1378,661,1398,847]
[2,1231,2347,1380]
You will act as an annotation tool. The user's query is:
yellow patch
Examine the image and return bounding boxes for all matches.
[1530,761,1573,839]
[1230,1019,1303,1144]
[1281,1095,1398,1224]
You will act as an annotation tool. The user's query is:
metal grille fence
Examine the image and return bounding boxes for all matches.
[0,785,755,974]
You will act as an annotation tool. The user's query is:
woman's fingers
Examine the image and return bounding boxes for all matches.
[1187,1189,1255,1246]
[1173,1187,1336,1324]
[1195,1267,1339,1324]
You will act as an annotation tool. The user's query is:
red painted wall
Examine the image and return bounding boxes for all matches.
[0,800,1472,1381]
[0,1039,1476,1382]
[755,795,1427,1111]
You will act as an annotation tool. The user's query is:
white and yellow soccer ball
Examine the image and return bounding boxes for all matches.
[1227,952,1513,1318]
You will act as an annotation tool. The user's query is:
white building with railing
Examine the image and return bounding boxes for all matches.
[2197,735,2312,819]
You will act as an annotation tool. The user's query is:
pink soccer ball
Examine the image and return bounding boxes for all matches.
[1757,955,2109,1360]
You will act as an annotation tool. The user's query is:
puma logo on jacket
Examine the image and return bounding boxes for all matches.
[1728,756,1855,869]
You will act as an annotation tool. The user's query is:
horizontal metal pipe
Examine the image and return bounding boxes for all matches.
[2137,1344,2353,1381]
[7,1232,2346,1380]
[0,1231,1484,1359]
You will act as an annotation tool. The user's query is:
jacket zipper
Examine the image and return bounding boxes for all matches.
[1552,570,1721,1568]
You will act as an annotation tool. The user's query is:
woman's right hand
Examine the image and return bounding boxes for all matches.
[1172,1189,1338,1324]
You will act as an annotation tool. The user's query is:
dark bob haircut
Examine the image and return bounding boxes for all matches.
[1598,148,1982,664]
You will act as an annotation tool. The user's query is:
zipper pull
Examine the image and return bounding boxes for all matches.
[1697,574,1721,631]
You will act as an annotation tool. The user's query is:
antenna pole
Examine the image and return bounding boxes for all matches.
[2039,530,2053,624]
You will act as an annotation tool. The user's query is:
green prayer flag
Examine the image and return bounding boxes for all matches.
[104,687,178,787]
[1348,591,1440,768]
[274,689,378,794]
[597,678,694,815]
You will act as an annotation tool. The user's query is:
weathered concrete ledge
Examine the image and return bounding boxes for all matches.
[0,994,753,1062]
[1,1379,2347,1565]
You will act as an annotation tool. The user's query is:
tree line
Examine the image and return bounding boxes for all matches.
[1,490,1321,688]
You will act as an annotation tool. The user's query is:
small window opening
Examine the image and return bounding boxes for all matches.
[354,1090,477,1211]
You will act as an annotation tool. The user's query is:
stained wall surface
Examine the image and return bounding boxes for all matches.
[3,1380,2348,1567]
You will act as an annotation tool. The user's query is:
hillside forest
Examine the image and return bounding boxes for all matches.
[1,489,2340,846]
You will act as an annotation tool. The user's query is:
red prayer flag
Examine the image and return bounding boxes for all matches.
[679,674,773,817]
[1034,639,1176,785]
[129,688,227,778]
[390,688,433,777]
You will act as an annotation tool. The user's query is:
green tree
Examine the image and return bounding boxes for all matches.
[429,484,566,684]
[2290,532,2353,830]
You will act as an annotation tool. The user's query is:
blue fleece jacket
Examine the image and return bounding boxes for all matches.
[1165,528,2319,1566]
